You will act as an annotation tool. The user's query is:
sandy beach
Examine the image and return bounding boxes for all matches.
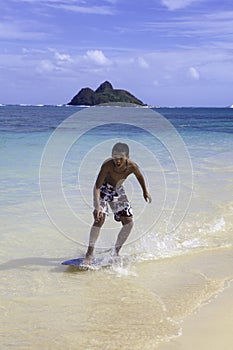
[158,280,233,350]
[156,249,233,350]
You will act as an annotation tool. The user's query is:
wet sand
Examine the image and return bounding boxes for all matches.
[158,267,233,350]
[1,243,233,350]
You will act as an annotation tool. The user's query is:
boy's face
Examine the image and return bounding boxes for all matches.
[112,151,128,168]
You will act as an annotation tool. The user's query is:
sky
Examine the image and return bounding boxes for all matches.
[1,0,233,106]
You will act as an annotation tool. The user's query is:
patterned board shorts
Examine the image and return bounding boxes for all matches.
[99,182,133,222]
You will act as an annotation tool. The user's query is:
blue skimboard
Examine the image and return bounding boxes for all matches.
[61,256,111,270]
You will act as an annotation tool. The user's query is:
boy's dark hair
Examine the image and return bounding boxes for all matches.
[112,142,129,156]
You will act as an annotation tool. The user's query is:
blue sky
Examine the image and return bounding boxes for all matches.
[1,0,233,106]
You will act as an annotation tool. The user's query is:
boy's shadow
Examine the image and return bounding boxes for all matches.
[0,256,72,273]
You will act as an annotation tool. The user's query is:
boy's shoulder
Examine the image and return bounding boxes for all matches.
[128,159,139,170]
[100,158,139,173]
[129,159,137,166]
[101,158,113,168]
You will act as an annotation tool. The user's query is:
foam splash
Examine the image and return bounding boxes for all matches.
[101,255,138,277]
[128,211,232,262]
[199,217,226,233]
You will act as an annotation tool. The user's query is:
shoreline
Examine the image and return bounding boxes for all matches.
[157,264,233,350]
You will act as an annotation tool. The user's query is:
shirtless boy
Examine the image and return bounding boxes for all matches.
[84,142,151,264]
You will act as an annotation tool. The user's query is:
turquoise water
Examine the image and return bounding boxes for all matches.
[1,105,232,252]
[0,105,233,349]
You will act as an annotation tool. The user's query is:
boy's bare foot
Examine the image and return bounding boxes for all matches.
[112,247,120,257]
[82,256,93,265]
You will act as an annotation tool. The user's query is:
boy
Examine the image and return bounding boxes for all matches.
[84,142,151,264]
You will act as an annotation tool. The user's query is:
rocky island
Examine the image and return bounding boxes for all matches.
[67,81,146,106]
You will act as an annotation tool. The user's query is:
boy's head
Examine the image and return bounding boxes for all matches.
[112,143,129,157]
[112,143,129,168]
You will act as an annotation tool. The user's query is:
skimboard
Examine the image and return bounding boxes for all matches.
[61,256,111,270]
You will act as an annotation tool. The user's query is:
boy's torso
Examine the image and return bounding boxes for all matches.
[103,159,135,187]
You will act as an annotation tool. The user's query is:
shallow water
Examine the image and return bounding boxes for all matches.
[1,247,233,350]
[0,105,233,349]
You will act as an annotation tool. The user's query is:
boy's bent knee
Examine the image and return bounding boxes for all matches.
[121,217,134,227]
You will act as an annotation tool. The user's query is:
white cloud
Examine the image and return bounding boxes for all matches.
[84,50,112,66]
[188,66,200,80]
[54,52,73,62]
[161,0,199,10]
[49,48,73,63]
[205,11,233,20]
[1,44,233,106]
[0,21,46,40]
[137,57,149,69]
[36,59,57,73]
[140,10,233,50]
[50,4,114,14]
[11,0,115,15]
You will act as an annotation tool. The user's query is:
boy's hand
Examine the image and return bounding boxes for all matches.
[143,192,152,203]
[93,208,103,222]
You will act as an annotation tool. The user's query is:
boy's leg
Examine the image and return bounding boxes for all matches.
[114,217,133,256]
[84,214,106,262]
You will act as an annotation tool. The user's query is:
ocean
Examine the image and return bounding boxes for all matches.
[0,105,233,349]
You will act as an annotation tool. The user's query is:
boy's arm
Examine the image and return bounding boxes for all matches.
[133,165,152,203]
[93,164,108,220]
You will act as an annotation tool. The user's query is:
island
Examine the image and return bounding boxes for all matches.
[67,81,146,106]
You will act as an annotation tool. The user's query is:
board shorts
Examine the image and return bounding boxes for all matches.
[99,182,133,222]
